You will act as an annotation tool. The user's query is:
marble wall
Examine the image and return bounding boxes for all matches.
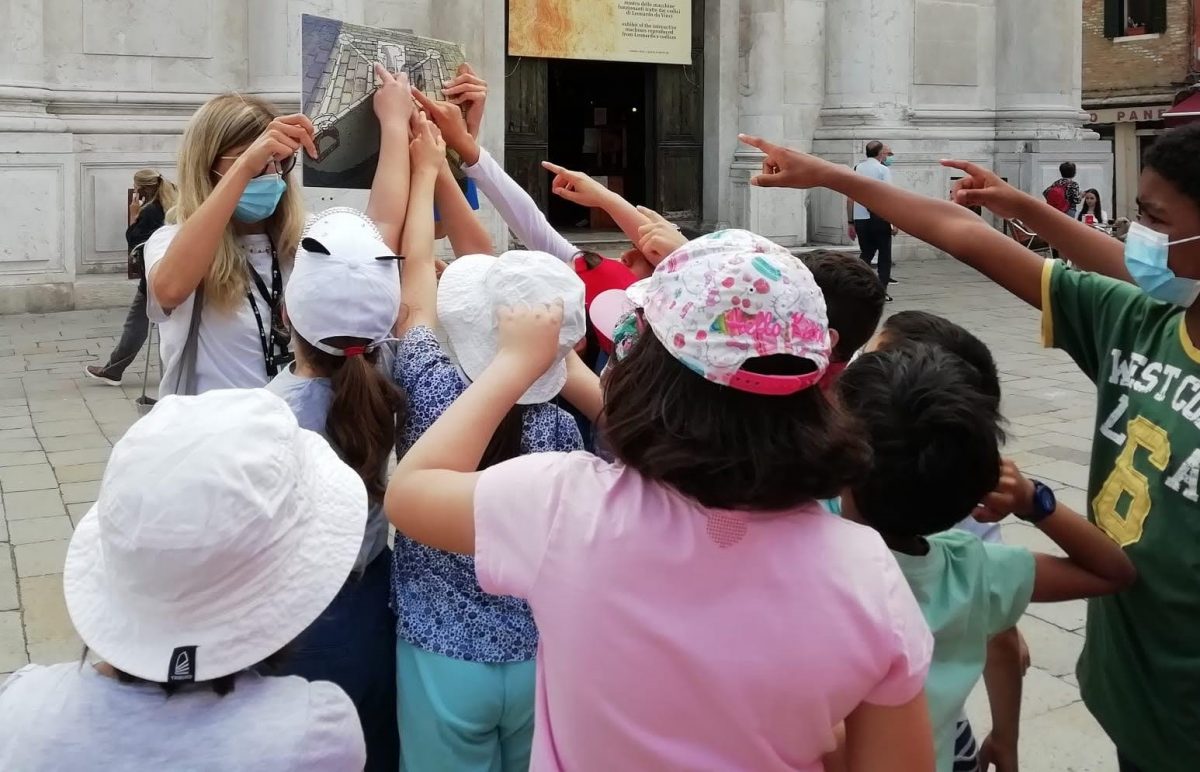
[805,0,1108,251]
[0,0,1107,312]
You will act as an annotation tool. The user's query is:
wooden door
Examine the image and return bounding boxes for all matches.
[652,0,704,222]
[504,56,550,216]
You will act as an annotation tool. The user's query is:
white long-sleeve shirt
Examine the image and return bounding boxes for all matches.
[463,148,578,262]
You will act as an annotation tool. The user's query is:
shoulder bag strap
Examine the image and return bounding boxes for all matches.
[173,286,204,396]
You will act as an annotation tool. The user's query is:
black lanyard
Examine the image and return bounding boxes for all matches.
[245,239,290,378]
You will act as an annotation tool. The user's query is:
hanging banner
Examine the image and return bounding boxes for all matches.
[508,0,691,65]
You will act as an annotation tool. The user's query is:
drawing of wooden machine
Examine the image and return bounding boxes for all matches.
[301,14,463,189]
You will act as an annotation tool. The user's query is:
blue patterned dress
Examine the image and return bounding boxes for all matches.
[389,326,583,662]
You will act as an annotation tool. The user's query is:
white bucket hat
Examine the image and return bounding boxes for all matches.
[437,251,586,405]
[64,389,366,683]
[287,207,401,356]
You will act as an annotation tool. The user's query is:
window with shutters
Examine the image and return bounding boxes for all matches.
[1105,0,1167,38]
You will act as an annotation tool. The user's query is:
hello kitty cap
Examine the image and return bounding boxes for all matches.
[622,229,831,395]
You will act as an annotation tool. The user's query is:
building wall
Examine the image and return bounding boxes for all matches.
[0,0,1105,312]
[1082,0,1192,101]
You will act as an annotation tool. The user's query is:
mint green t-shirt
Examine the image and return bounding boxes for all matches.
[891,530,1035,772]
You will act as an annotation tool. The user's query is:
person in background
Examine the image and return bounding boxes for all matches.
[1078,188,1105,225]
[387,229,938,771]
[0,390,368,771]
[846,141,898,299]
[85,169,178,386]
[144,65,410,398]
[1045,162,1082,219]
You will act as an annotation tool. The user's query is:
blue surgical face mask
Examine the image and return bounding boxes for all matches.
[1123,222,1200,307]
[234,174,286,223]
[882,155,895,167]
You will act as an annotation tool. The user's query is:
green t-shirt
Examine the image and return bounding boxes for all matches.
[1042,259,1200,770]
[892,531,1035,772]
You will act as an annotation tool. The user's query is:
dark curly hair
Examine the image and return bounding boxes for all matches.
[1144,123,1200,209]
[802,250,886,362]
[601,330,871,511]
[837,344,1003,539]
[879,311,1003,414]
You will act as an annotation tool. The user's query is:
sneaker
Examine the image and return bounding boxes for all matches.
[885,294,894,303]
[888,277,899,284]
[84,365,122,386]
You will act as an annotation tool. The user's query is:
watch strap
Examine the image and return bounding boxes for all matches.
[1021,479,1056,524]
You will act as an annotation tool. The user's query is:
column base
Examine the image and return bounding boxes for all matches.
[726,150,807,247]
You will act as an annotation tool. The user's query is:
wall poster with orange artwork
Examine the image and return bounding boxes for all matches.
[508,0,691,65]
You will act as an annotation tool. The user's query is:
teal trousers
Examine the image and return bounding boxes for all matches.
[396,639,536,772]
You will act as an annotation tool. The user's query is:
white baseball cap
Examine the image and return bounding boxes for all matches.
[437,251,586,405]
[64,389,367,683]
[287,207,401,356]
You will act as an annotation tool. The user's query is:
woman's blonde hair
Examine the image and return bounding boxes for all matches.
[133,168,178,213]
[174,94,305,311]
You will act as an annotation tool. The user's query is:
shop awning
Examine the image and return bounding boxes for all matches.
[1163,93,1200,127]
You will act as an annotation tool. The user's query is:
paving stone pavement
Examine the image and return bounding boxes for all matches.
[0,258,1119,769]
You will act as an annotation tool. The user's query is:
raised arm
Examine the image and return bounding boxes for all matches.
[946,160,1131,283]
[397,111,445,335]
[434,160,494,256]
[560,351,604,424]
[975,460,1137,602]
[385,303,564,555]
[543,162,651,246]
[741,134,1046,308]
[414,82,578,261]
[151,115,316,311]
[366,64,412,253]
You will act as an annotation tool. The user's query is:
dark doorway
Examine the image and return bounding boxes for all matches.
[503,0,705,228]
[545,60,649,229]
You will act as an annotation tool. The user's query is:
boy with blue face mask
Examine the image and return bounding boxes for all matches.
[741,125,1200,772]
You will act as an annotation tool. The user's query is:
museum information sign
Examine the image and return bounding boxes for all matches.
[508,0,691,65]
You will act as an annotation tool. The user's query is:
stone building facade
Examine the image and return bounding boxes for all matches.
[0,0,1106,313]
[1082,0,1197,220]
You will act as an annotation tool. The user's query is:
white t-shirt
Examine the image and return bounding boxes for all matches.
[0,662,365,771]
[464,147,577,262]
[852,158,892,221]
[955,514,1002,544]
[145,225,290,399]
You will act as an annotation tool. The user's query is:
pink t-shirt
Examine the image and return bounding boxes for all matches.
[474,452,933,771]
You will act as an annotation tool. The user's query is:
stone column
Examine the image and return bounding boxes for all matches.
[725,0,825,246]
[995,0,1086,137]
[822,0,913,129]
[993,0,1109,203]
[0,0,80,308]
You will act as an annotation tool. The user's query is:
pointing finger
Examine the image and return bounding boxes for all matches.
[738,133,779,154]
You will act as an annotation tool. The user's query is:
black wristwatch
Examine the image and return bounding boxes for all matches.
[1018,479,1057,524]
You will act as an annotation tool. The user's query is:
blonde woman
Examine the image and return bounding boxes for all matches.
[141,94,312,397]
[85,169,178,386]
[144,65,412,398]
